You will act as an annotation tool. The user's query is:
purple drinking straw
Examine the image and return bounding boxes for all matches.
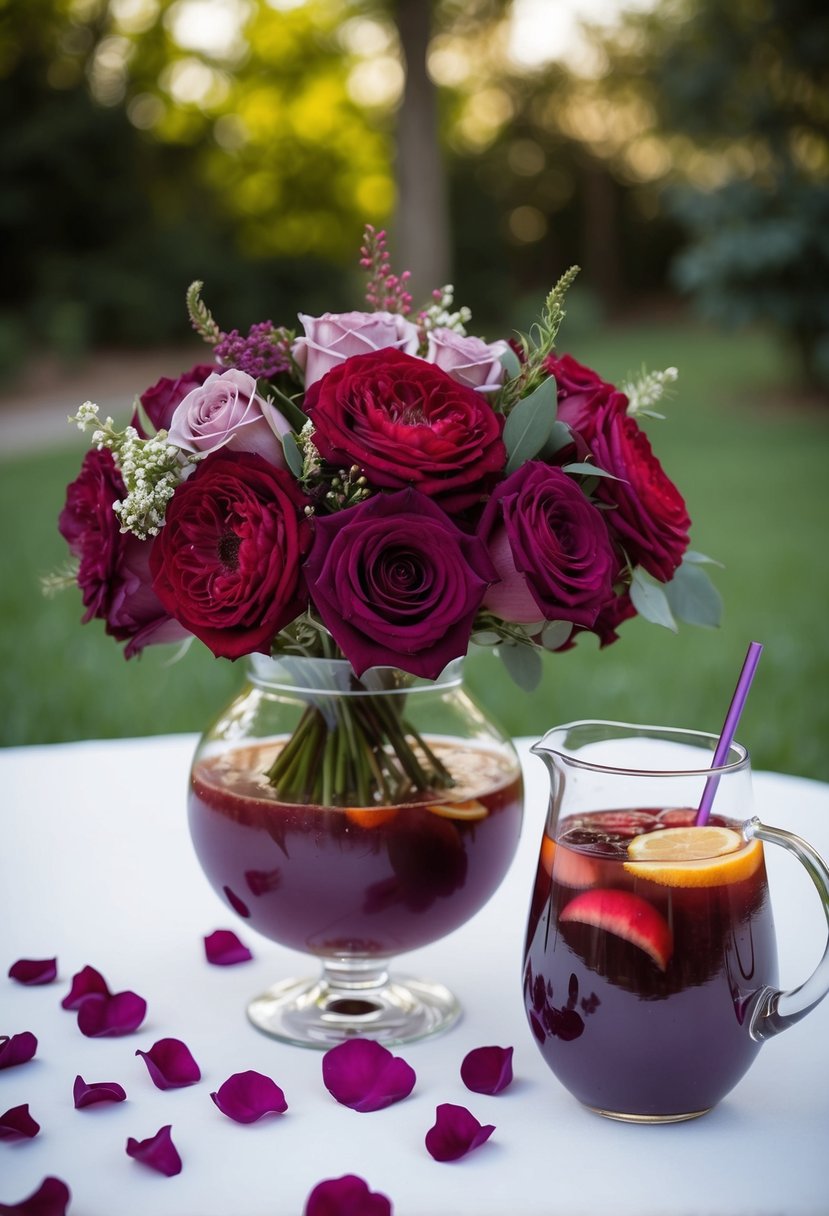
[695,641,763,826]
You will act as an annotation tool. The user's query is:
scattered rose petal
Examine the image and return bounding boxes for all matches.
[322,1040,416,1113]
[460,1045,514,1095]
[136,1039,201,1090]
[425,1103,495,1162]
[61,965,110,1010]
[125,1124,182,1176]
[0,1033,37,1070]
[0,1176,71,1216]
[77,991,146,1038]
[8,959,57,987]
[204,929,253,966]
[304,1174,392,1216]
[210,1071,287,1123]
[0,1104,40,1141]
[73,1076,127,1109]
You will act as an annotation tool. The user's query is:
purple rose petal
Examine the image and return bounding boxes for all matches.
[73,1076,127,1109]
[304,1174,392,1216]
[8,959,57,987]
[136,1038,201,1090]
[322,1040,416,1113]
[61,965,110,1010]
[210,1071,288,1123]
[125,1124,182,1177]
[0,1033,37,1070]
[204,929,253,966]
[0,1105,40,1141]
[425,1103,495,1162]
[77,991,146,1038]
[460,1045,514,1095]
[0,1176,71,1216]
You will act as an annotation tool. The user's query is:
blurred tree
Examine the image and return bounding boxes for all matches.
[599,0,829,392]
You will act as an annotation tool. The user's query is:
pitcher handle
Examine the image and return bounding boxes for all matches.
[745,817,829,1042]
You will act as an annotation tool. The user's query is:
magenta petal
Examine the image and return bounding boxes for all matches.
[77,991,146,1038]
[0,1033,37,1070]
[73,1076,127,1108]
[204,929,253,966]
[0,1176,71,1216]
[125,1124,182,1177]
[61,965,110,1010]
[322,1040,416,1113]
[0,1105,40,1141]
[210,1071,287,1123]
[304,1174,392,1216]
[460,1045,514,1095]
[8,959,57,987]
[136,1038,201,1090]
[425,1103,495,1162]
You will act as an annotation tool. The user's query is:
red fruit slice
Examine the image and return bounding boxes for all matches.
[560,887,673,970]
[587,811,659,838]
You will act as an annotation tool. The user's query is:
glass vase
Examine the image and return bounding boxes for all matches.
[187,655,523,1047]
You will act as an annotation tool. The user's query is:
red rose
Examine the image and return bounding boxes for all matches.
[589,405,690,581]
[305,349,506,512]
[59,449,189,656]
[546,353,627,445]
[149,450,312,659]
[133,363,216,434]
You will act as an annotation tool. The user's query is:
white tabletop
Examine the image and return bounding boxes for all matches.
[2,736,828,1216]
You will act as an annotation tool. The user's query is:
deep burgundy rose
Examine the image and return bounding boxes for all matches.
[59,449,190,657]
[133,363,216,434]
[305,489,496,678]
[546,353,627,444]
[150,450,311,659]
[588,407,690,581]
[477,462,618,629]
[305,349,506,512]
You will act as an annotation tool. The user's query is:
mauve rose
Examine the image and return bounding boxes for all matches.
[167,368,290,467]
[477,462,617,629]
[59,449,190,657]
[305,488,496,678]
[294,310,420,388]
[306,349,506,513]
[149,450,311,659]
[425,328,509,392]
[587,406,690,582]
[133,363,216,434]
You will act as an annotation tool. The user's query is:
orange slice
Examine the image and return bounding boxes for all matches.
[344,807,399,829]
[624,826,763,888]
[540,836,600,888]
[427,798,489,822]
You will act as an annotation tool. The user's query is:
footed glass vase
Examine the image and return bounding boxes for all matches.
[188,655,523,1047]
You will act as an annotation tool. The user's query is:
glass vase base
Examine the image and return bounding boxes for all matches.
[246,968,461,1048]
[583,1104,712,1124]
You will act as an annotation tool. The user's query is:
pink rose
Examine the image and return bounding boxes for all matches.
[293,310,420,388]
[133,363,216,434]
[426,328,508,392]
[168,369,290,467]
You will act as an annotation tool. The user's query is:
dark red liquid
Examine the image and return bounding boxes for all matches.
[523,809,778,1118]
[189,741,522,957]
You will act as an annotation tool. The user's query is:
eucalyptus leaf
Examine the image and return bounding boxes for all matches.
[503,376,558,474]
[500,346,522,380]
[664,561,723,628]
[270,386,309,432]
[496,641,544,692]
[540,419,575,459]
[562,461,624,481]
[630,567,677,632]
[541,619,573,651]
[682,549,725,568]
[281,431,303,478]
[133,395,155,437]
[471,630,501,646]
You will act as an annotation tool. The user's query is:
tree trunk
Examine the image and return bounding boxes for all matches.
[393,0,451,299]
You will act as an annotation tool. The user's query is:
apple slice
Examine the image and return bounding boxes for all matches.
[560,888,673,970]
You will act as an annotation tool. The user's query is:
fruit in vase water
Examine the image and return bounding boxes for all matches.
[559,888,673,970]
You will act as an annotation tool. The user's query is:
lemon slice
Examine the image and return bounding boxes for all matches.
[427,798,488,822]
[624,825,763,888]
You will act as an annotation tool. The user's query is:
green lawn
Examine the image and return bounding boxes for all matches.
[2,319,828,781]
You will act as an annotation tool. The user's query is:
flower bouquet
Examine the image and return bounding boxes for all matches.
[58,225,720,810]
